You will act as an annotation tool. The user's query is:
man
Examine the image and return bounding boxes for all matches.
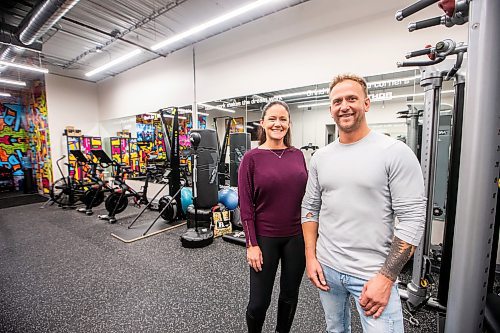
[301,74,426,332]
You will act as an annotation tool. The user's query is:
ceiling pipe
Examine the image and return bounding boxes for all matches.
[18,0,81,45]
[1,0,81,61]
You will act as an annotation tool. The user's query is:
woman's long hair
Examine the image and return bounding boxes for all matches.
[257,100,292,147]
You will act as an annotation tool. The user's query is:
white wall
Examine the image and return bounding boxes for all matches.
[45,74,100,177]
[97,48,194,120]
[96,0,468,120]
[46,0,467,176]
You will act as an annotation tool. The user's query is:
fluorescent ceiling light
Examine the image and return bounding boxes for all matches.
[0,60,49,74]
[275,91,308,99]
[298,90,454,108]
[0,92,11,97]
[151,0,279,51]
[0,78,26,86]
[199,103,235,113]
[387,90,453,101]
[163,114,187,120]
[275,76,419,100]
[367,75,420,89]
[181,109,210,116]
[246,125,255,129]
[298,102,330,109]
[85,49,142,77]
[275,88,329,99]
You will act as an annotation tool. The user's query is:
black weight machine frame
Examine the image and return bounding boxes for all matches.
[395,39,466,324]
[213,116,234,187]
[396,1,500,331]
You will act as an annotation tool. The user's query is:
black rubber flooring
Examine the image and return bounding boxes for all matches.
[0,191,47,209]
[0,202,441,332]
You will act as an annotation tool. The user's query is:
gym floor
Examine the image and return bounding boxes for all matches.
[1,199,442,332]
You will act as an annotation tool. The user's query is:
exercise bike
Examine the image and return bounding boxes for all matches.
[76,150,115,215]
[99,163,153,224]
[50,152,97,208]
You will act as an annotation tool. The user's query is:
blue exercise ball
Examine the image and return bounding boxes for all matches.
[180,187,193,214]
[218,188,229,203]
[218,187,239,210]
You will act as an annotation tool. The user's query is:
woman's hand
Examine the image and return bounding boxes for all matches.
[247,245,263,272]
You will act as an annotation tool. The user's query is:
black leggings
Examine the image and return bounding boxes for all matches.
[246,234,306,321]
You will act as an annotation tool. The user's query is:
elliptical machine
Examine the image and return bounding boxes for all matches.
[180,131,214,248]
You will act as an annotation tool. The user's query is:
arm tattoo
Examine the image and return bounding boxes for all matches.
[379,237,416,281]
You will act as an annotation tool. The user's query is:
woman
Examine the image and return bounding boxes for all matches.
[238,100,308,333]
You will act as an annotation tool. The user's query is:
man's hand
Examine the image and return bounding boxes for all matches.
[305,256,329,291]
[247,246,263,272]
[359,273,393,319]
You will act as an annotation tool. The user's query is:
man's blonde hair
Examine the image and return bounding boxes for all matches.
[329,74,368,97]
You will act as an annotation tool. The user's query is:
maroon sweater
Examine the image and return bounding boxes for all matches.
[238,147,308,247]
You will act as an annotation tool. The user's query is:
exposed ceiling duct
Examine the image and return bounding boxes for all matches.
[0,0,313,88]
[1,0,81,61]
[18,0,81,46]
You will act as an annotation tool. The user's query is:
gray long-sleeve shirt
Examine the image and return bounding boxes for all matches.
[301,131,426,280]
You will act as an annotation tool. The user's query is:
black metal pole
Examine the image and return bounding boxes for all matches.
[487,182,499,294]
[437,77,465,305]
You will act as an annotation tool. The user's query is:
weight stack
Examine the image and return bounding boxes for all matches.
[191,129,219,209]
[229,132,250,187]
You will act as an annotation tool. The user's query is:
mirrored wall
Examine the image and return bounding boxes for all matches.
[96,69,456,175]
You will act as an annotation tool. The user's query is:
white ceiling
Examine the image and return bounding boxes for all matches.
[0,0,310,100]
[0,0,443,102]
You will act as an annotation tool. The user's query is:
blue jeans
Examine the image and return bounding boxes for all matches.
[319,264,404,333]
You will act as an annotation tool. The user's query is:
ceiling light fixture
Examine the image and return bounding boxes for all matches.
[0,61,49,74]
[0,92,12,97]
[197,111,209,116]
[0,78,27,86]
[181,109,210,116]
[199,103,235,113]
[85,49,142,77]
[387,90,454,101]
[163,114,187,120]
[297,90,455,109]
[366,75,420,89]
[151,0,279,51]
[275,88,329,99]
[297,102,330,109]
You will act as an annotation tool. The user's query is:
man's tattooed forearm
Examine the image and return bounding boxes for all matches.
[379,237,415,281]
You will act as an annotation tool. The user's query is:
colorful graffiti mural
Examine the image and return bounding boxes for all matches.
[136,114,167,174]
[134,112,206,173]
[0,81,53,194]
[25,81,53,194]
[198,115,207,130]
[64,135,102,181]
[108,137,140,176]
[82,136,102,153]
[0,104,29,177]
